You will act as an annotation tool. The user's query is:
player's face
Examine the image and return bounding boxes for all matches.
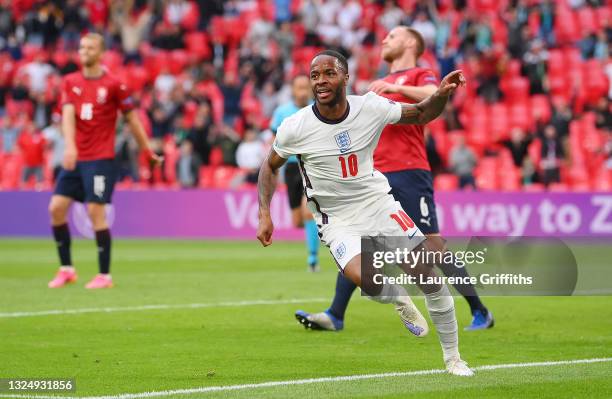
[381,27,410,62]
[309,56,348,106]
[78,37,103,67]
[292,76,312,107]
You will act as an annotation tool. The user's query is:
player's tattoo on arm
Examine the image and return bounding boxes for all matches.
[257,148,287,216]
[397,91,449,125]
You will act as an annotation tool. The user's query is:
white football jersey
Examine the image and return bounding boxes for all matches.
[273,91,402,225]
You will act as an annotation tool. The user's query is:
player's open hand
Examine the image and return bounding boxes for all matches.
[257,214,274,247]
[62,146,77,171]
[437,70,466,97]
[368,80,397,95]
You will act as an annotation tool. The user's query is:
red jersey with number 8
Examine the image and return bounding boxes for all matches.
[373,67,438,173]
[60,71,134,161]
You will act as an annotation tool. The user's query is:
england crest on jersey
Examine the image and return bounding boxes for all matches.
[334,130,351,153]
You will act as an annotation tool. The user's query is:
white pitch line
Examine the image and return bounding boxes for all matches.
[2,357,611,399]
[0,298,329,319]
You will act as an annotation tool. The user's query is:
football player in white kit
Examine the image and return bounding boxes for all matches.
[257,50,472,376]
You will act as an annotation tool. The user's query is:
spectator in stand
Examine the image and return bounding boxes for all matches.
[17,121,46,187]
[115,123,140,182]
[449,135,477,189]
[42,113,63,181]
[211,124,240,165]
[220,71,242,126]
[274,21,294,63]
[411,12,437,49]
[379,0,405,33]
[23,1,61,47]
[300,0,321,46]
[550,100,573,138]
[274,0,291,23]
[522,39,548,94]
[593,98,611,131]
[522,156,538,185]
[188,102,213,164]
[593,31,609,60]
[176,139,200,188]
[605,131,612,169]
[539,125,565,186]
[246,14,275,58]
[235,128,265,184]
[1,115,19,154]
[110,0,152,64]
[11,74,31,103]
[502,127,532,167]
[154,67,177,101]
[60,0,89,50]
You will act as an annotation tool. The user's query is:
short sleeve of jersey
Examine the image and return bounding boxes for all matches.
[116,82,135,113]
[416,69,438,87]
[272,117,298,159]
[365,91,402,125]
[60,77,74,107]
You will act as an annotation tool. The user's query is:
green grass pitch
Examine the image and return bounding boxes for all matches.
[1,239,611,398]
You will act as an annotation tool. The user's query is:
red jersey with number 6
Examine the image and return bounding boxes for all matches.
[60,70,134,161]
[373,67,438,173]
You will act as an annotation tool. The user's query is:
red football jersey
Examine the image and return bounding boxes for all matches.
[61,70,134,161]
[17,131,46,167]
[373,67,438,173]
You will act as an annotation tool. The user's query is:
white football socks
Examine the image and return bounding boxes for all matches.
[425,284,460,362]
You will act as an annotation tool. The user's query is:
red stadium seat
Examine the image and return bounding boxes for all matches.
[168,50,189,75]
[547,49,564,76]
[199,166,214,188]
[524,183,545,192]
[500,76,530,104]
[527,140,542,169]
[434,174,459,191]
[576,6,597,34]
[554,7,579,44]
[488,102,509,140]
[499,164,521,191]
[548,183,570,192]
[184,32,211,61]
[508,102,533,131]
[530,95,552,123]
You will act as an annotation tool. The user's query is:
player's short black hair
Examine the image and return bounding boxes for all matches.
[312,50,348,74]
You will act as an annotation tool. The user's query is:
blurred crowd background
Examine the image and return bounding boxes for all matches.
[0,0,610,191]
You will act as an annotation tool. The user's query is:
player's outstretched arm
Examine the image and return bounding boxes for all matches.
[124,110,163,165]
[257,148,287,247]
[61,104,78,171]
[368,79,437,102]
[397,70,466,125]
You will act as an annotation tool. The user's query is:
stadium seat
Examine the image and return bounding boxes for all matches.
[548,183,570,192]
[488,102,509,140]
[508,102,533,131]
[523,183,545,192]
[184,32,211,61]
[500,76,530,105]
[434,174,459,191]
[530,95,552,123]
[576,6,597,34]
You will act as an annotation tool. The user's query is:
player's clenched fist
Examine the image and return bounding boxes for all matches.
[257,214,274,247]
[437,70,466,97]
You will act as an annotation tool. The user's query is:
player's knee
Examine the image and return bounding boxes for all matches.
[86,204,107,228]
[49,200,67,223]
[291,211,303,228]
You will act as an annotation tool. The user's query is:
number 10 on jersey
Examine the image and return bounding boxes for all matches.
[339,154,358,178]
